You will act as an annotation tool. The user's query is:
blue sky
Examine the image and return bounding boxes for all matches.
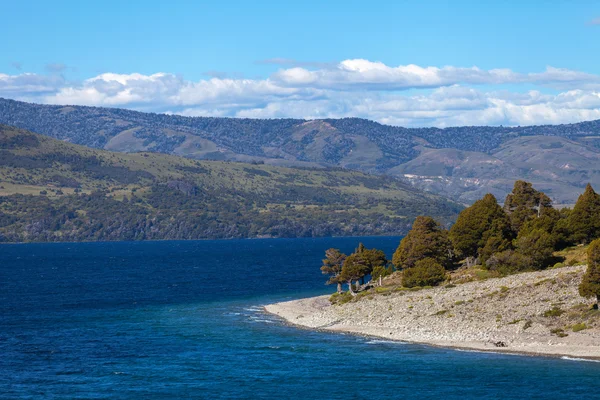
[1,0,600,127]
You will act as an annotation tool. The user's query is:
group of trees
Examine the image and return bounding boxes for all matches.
[321,243,392,295]
[321,181,600,304]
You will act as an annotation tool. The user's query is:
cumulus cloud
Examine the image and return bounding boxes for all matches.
[1,60,600,127]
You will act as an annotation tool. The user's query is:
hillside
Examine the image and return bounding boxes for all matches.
[2,98,600,204]
[0,125,461,242]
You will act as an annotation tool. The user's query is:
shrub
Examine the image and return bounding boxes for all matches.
[329,292,353,305]
[543,306,564,317]
[572,323,588,332]
[485,250,533,276]
[402,258,447,288]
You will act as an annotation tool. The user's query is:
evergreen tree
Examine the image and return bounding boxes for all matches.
[320,248,346,293]
[515,228,556,269]
[371,264,393,286]
[392,216,453,269]
[579,239,600,308]
[449,193,511,265]
[503,180,552,232]
[568,184,600,244]
[340,253,368,295]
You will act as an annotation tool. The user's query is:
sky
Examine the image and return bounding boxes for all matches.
[1,0,600,127]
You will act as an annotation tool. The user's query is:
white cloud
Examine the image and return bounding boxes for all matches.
[1,60,600,128]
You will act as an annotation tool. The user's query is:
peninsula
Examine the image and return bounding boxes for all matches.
[267,180,600,359]
[266,265,600,359]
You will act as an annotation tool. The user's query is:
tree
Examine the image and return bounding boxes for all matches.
[371,264,393,287]
[320,248,346,293]
[360,247,388,284]
[340,253,368,296]
[503,180,552,232]
[579,239,600,308]
[393,216,453,269]
[449,193,511,265]
[402,258,446,288]
[515,228,556,269]
[568,184,600,245]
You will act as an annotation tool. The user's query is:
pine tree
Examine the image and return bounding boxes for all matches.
[392,216,453,269]
[449,193,511,265]
[515,228,555,269]
[503,180,552,233]
[579,239,600,308]
[340,253,368,295]
[320,248,346,293]
[568,184,600,245]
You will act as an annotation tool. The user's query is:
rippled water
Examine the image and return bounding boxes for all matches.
[1,238,599,399]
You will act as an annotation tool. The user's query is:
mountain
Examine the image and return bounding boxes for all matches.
[2,97,600,204]
[0,125,461,242]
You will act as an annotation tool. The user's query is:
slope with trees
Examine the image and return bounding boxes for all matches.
[0,125,462,242]
[3,98,600,203]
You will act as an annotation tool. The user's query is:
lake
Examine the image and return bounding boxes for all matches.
[1,238,599,399]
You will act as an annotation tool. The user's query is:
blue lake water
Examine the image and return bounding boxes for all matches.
[1,237,599,399]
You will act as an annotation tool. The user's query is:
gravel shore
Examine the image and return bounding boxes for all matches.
[265,265,600,359]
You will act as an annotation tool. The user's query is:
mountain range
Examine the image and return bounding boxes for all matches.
[1,97,599,204]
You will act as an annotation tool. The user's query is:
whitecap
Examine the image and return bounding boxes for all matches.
[366,339,404,345]
[561,356,600,363]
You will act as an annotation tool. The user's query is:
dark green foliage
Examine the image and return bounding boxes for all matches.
[402,258,446,288]
[340,243,387,283]
[515,229,556,268]
[321,248,346,291]
[579,239,600,305]
[449,193,511,262]
[568,184,600,244]
[503,180,553,232]
[392,216,453,269]
[479,233,513,267]
[484,250,533,276]
[371,264,394,282]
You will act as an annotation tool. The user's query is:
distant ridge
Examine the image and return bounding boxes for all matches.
[1,97,600,204]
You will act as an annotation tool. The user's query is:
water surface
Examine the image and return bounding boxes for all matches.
[1,238,598,399]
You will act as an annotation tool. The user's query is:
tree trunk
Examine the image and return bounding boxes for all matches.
[379,275,382,287]
[595,294,600,310]
[337,282,342,293]
[347,280,356,296]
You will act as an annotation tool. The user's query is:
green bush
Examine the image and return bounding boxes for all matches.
[485,250,533,276]
[572,323,588,332]
[329,292,353,305]
[402,258,447,288]
[543,306,564,317]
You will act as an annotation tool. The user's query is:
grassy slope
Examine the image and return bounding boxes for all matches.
[0,125,462,241]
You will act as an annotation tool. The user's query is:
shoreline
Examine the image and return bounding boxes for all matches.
[264,266,600,361]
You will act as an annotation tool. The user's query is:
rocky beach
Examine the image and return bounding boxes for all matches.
[265,265,600,359]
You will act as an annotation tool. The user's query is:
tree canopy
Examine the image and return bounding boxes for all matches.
[579,239,600,306]
[503,180,553,233]
[392,216,453,269]
[568,184,600,245]
[449,193,511,263]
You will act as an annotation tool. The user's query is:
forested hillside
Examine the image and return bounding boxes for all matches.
[0,125,461,242]
[2,98,600,203]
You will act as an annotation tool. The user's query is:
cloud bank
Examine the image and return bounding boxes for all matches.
[2,59,600,127]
